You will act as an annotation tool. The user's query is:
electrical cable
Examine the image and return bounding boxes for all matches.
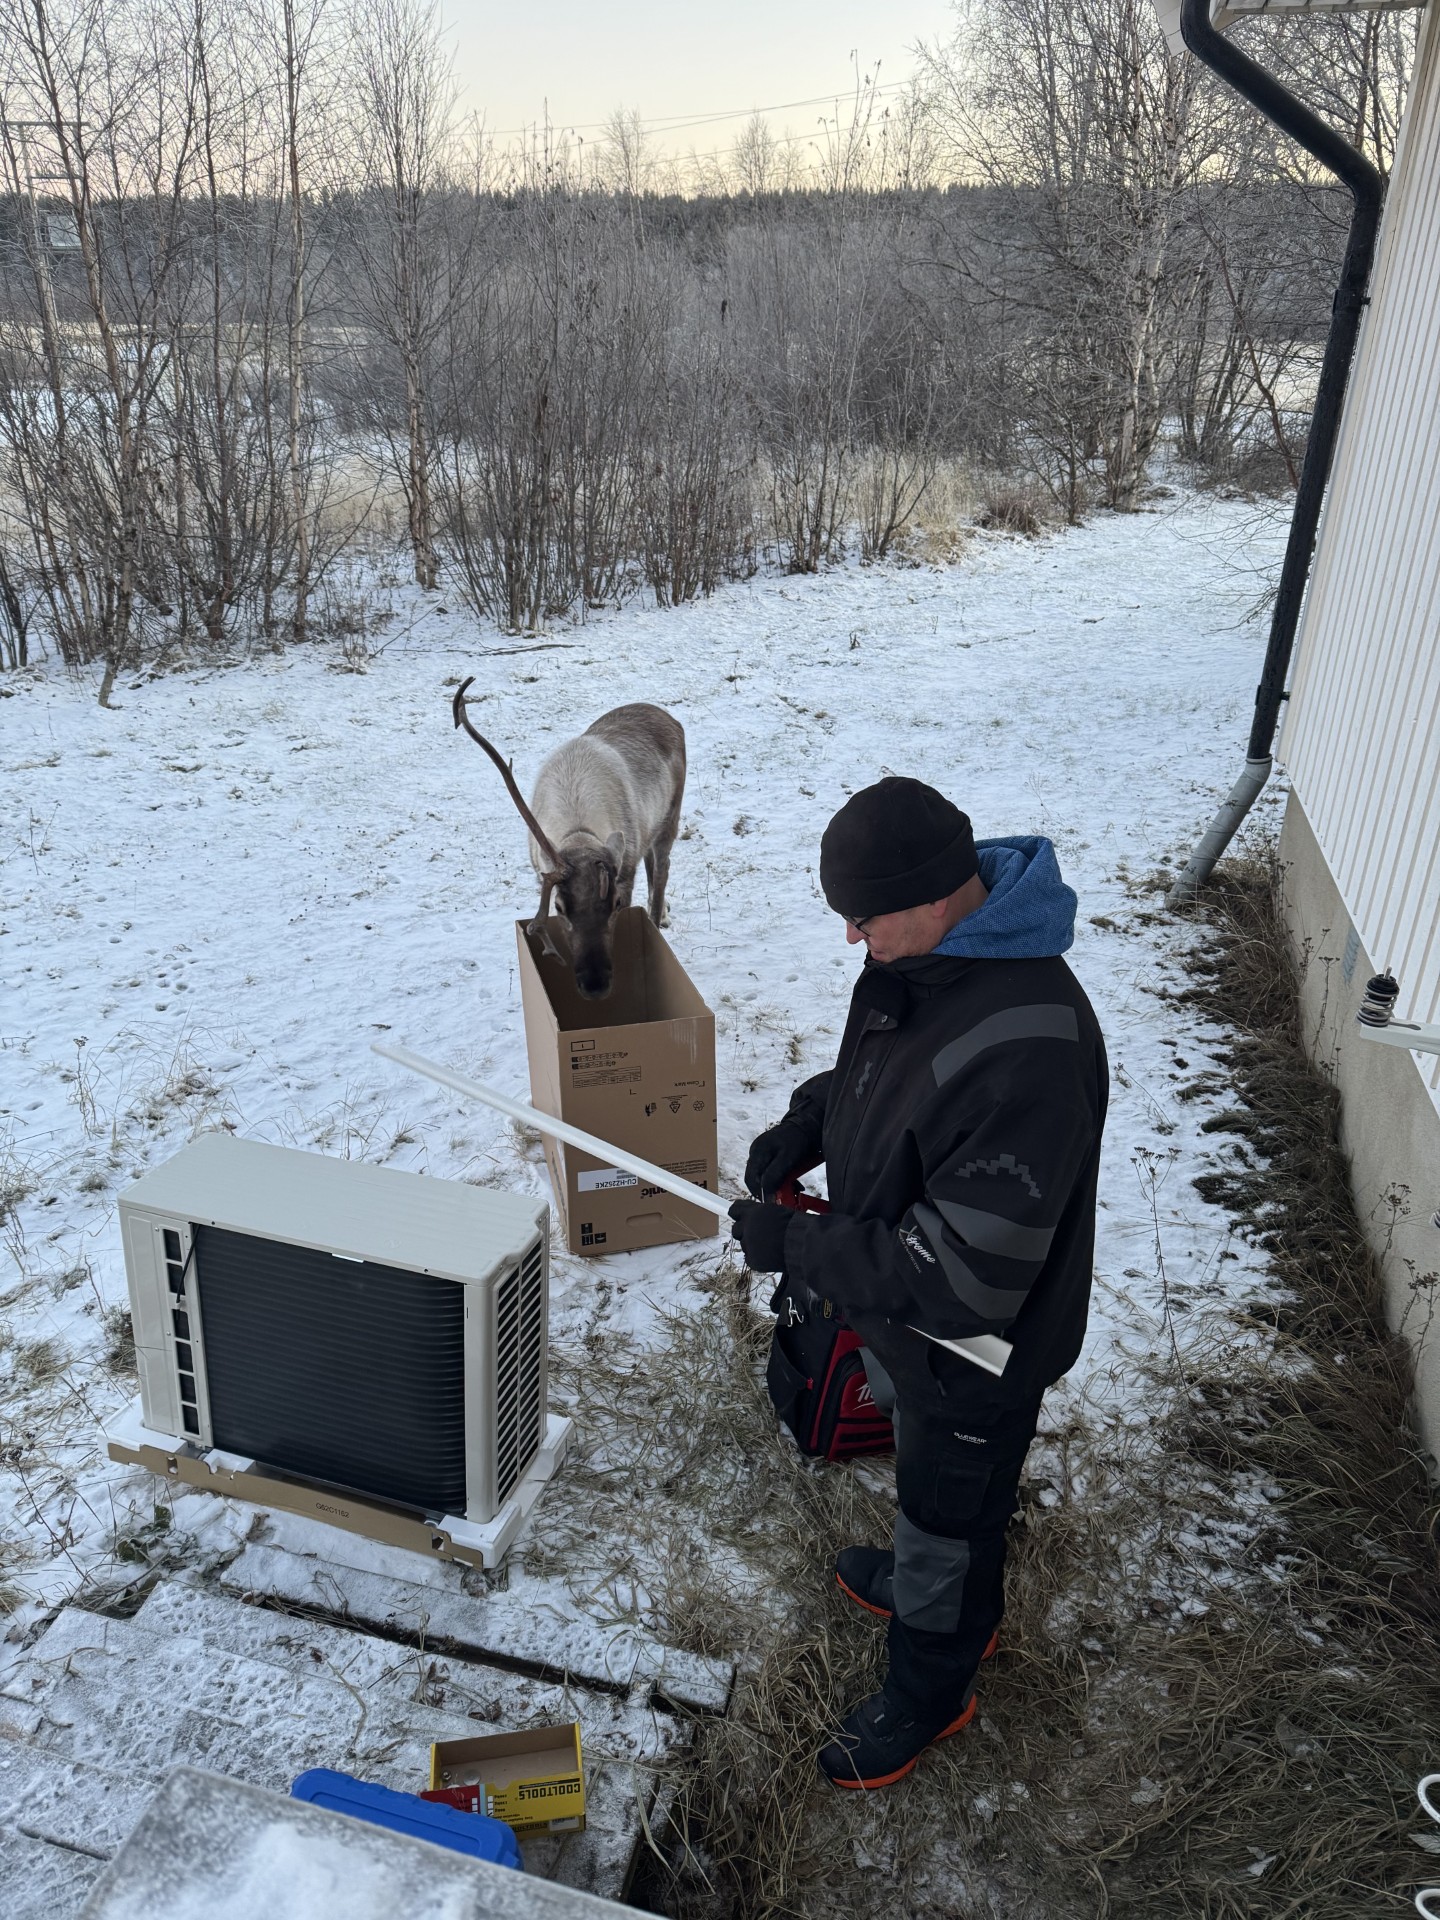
[482,77,911,143]
[1414,1772,1440,1917]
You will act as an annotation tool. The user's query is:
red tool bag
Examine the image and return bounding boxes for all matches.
[764,1175,895,1462]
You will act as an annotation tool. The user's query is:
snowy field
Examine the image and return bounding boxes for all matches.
[0,494,1286,1645]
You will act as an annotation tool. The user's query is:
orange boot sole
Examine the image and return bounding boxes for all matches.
[827,1693,978,1791]
[834,1571,1000,1661]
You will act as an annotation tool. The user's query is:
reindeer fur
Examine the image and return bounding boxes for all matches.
[454,684,685,1000]
[529,704,686,922]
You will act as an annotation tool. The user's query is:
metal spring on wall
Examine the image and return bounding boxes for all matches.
[1357,972,1401,1028]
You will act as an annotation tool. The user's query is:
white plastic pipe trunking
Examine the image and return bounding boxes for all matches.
[373,1041,1012,1379]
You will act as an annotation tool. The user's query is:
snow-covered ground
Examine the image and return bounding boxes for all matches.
[1,493,1286,1639]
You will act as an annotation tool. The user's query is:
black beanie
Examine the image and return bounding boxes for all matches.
[820,777,978,919]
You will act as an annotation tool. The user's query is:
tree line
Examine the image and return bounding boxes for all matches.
[0,0,1414,690]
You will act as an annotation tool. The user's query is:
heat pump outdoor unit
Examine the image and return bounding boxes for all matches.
[106,1133,572,1568]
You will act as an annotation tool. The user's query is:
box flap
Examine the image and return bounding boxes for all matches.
[517,910,708,1029]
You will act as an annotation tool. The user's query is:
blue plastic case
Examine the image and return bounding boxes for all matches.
[290,1767,524,1870]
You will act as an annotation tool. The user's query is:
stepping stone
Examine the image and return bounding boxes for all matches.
[221,1536,732,1713]
[0,1737,149,1861]
[0,1607,438,1792]
[0,1608,660,1903]
[0,1820,100,1920]
[80,1764,639,1918]
[140,1579,691,1768]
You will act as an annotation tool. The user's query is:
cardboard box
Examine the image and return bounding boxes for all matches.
[517,908,719,1257]
[425,1724,586,1836]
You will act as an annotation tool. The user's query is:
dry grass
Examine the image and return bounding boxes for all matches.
[534,849,1440,1918]
[14,1336,66,1384]
[101,1303,136,1375]
[879,456,983,566]
[976,484,1045,539]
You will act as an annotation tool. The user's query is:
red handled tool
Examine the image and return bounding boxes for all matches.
[773,1173,831,1215]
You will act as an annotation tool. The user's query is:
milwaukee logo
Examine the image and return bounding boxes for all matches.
[856,1383,875,1408]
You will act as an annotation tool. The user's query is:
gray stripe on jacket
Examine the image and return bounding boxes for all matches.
[933,1199,1055,1262]
[932,1004,1080,1087]
[912,1202,1033,1320]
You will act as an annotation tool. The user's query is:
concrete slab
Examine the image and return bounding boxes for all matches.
[0,1820,101,1919]
[140,1581,690,1768]
[0,1608,660,1903]
[77,1764,638,1917]
[0,1735,150,1861]
[221,1536,732,1713]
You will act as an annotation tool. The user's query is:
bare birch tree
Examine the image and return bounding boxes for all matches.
[341,0,468,588]
[921,0,1212,512]
[2,0,203,698]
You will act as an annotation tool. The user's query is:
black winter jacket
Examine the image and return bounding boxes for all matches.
[781,951,1108,1420]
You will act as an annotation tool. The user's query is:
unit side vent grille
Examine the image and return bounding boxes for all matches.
[494,1239,545,1505]
[193,1224,467,1513]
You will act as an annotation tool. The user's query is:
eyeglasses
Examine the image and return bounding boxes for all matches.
[845,913,874,936]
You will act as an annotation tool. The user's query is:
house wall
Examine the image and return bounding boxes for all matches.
[1277,792,1440,1457]
[1272,1,1440,1448]
[1278,0,1440,1100]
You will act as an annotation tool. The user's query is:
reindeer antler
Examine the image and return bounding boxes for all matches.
[451,677,564,872]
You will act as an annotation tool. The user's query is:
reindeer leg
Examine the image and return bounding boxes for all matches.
[647,795,683,927]
[647,844,675,927]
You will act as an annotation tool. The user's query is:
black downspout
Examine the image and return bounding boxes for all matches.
[1167,0,1385,905]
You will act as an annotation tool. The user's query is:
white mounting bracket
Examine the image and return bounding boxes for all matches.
[1357,1019,1440,1059]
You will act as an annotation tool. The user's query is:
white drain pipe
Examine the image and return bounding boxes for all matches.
[374,1040,727,1211]
[373,1040,1012,1379]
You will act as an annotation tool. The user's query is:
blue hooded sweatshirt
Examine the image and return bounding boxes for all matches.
[931,835,1076,960]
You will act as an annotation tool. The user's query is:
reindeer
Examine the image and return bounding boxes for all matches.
[452,678,686,1000]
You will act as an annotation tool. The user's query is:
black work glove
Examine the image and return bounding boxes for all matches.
[744,1114,821,1201]
[728,1198,795,1272]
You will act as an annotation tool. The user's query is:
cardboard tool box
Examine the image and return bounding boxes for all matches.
[517,907,718,1257]
[425,1723,586,1835]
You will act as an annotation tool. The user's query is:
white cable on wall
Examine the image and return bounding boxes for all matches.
[1414,1772,1440,1916]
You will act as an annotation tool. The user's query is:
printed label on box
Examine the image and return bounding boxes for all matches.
[577,1167,639,1193]
[515,1776,583,1805]
[517,908,718,1257]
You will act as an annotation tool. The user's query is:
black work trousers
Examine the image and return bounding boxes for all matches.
[884,1393,1044,1720]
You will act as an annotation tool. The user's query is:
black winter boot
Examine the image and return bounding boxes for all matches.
[835,1546,894,1617]
[834,1548,1001,1659]
[818,1681,977,1790]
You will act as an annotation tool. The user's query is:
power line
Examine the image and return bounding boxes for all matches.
[484,77,913,143]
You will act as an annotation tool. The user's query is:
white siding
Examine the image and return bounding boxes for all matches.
[1279,0,1440,1092]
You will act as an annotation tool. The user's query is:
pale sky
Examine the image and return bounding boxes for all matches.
[444,0,958,159]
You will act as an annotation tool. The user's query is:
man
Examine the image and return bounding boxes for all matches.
[728,777,1108,1791]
